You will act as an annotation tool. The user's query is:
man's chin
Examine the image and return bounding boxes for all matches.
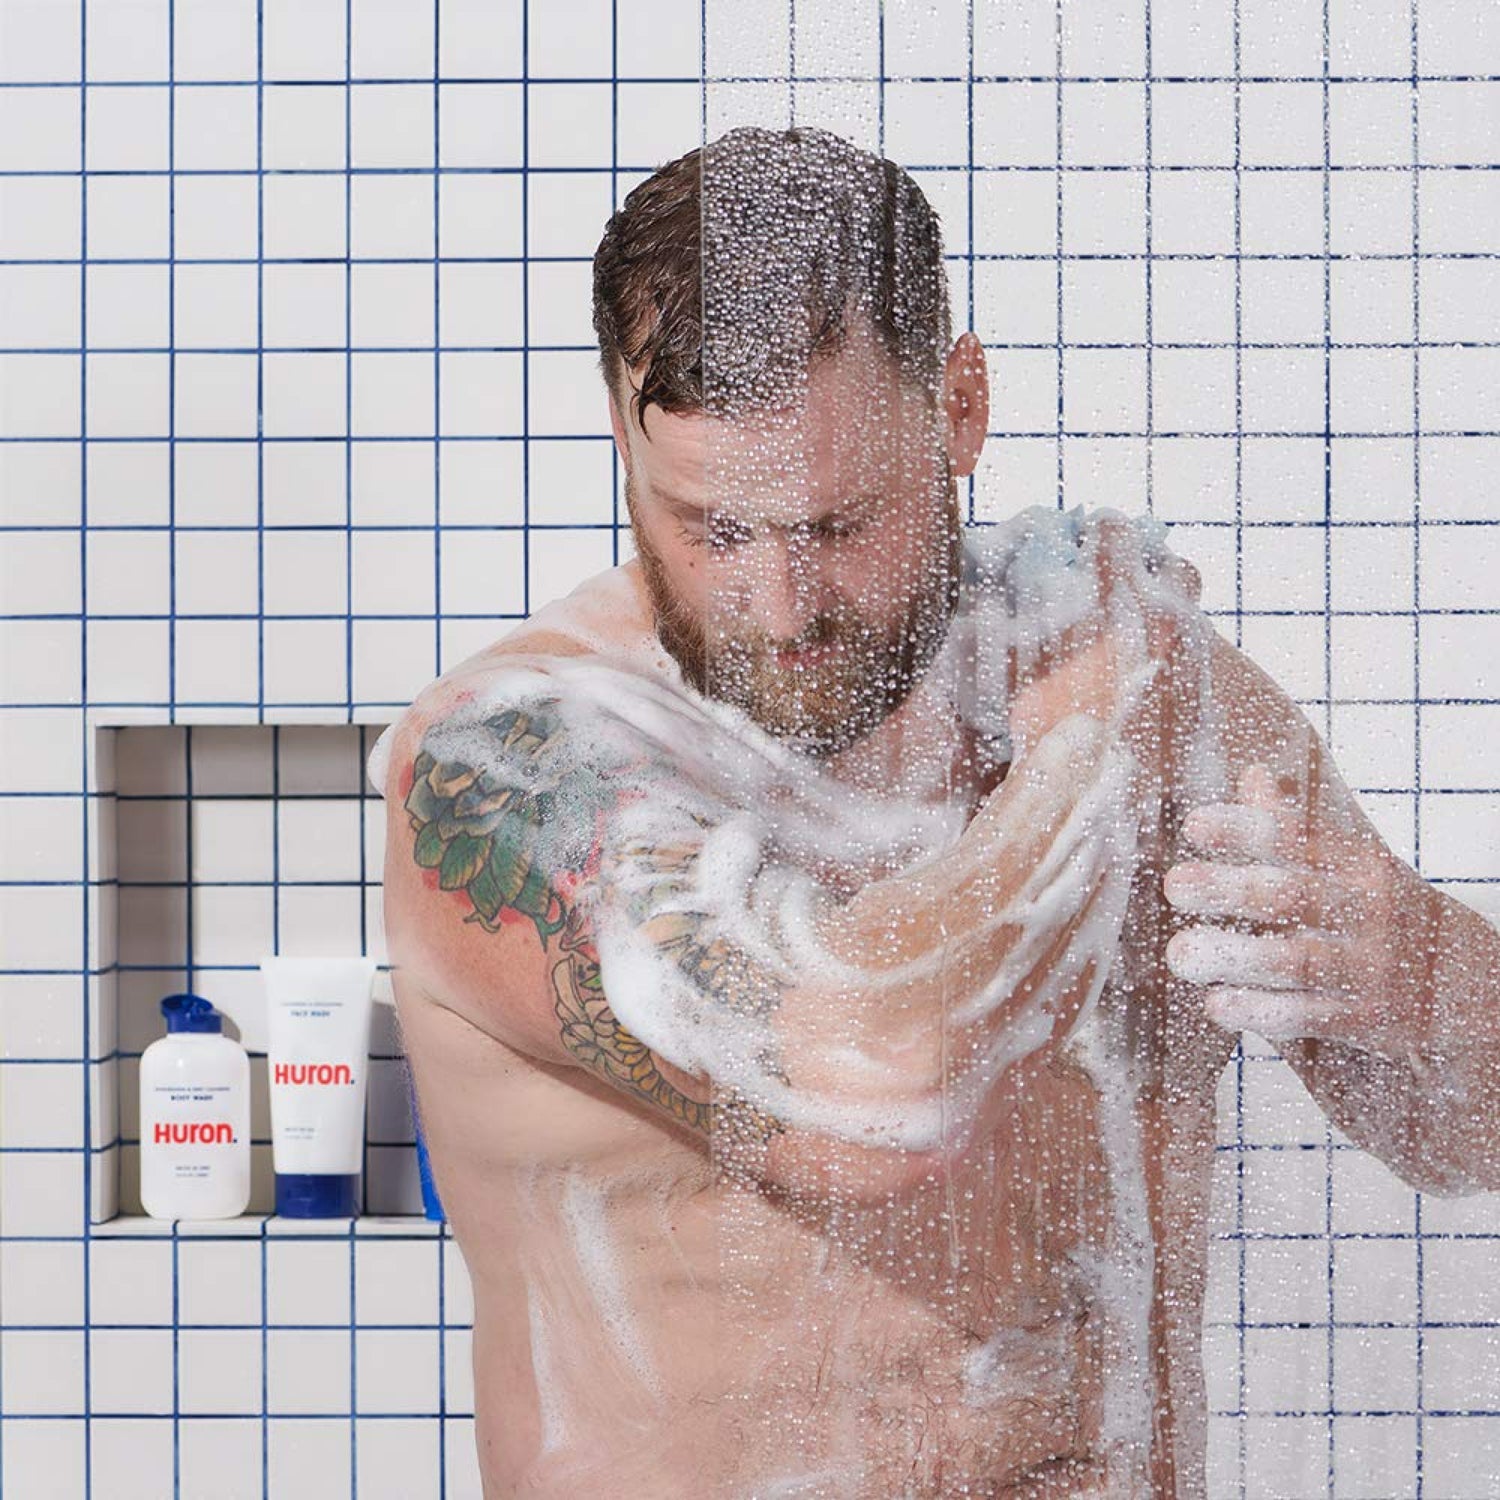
[709,655,920,758]
[739,706,866,758]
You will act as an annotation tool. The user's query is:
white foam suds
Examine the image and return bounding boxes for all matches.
[558,1170,665,1398]
[523,1279,569,1455]
[408,505,1218,1160]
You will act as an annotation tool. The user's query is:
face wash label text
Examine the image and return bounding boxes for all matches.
[273,1062,356,1086]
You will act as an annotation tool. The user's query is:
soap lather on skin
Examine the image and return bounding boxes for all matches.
[400,503,1193,1159]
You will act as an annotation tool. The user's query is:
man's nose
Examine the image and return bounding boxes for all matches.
[735,534,822,642]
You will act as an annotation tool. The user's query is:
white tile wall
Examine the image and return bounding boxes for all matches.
[2,0,1499,1494]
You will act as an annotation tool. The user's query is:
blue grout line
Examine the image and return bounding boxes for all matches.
[521,0,530,633]
[343,0,355,737]
[8,69,1500,86]
[1144,0,1154,520]
[610,0,621,569]
[1233,0,1244,661]
[76,3,93,1495]
[1411,5,1428,1494]
[260,1207,269,1500]
[255,1,267,731]
[431,4,443,683]
[166,3,177,734]
[788,0,796,126]
[964,0,974,529]
[1054,0,1063,512]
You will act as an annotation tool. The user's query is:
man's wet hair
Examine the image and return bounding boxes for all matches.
[591,125,952,436]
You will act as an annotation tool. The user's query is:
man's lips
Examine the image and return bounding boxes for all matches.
[774,639,842,668]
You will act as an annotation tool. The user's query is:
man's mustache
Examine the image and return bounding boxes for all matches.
[710,613,855,659]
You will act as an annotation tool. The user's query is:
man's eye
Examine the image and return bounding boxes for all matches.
[676,519,749,551]
[707,517,753,549]
[793,518,866,544]
[678,516,865,549]
[817,519,866,541]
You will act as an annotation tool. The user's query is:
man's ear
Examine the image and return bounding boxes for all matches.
[942,331,989,479]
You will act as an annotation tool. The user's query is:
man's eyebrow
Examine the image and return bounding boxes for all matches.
[653,488,704,516]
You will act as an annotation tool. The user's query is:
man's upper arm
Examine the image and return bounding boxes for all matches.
[1199,625,1334,805]
[378,683,767,1144]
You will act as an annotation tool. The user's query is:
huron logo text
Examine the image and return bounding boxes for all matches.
[274,1062,355,1086]
[153,1121,234,1145]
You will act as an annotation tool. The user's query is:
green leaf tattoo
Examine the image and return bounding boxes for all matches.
[405,705,572,947]
[405,699,786,1144]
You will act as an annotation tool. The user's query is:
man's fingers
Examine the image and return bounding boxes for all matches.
[1202,986,1363,1044]
[1162,860,1358,927]
[1091,513,1198,604]
[1091,517,1200,675]
[1178,802,1292,862]
[1165,925,1354,990]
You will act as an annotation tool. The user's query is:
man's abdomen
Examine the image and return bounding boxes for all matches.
[398,989,1162,1497]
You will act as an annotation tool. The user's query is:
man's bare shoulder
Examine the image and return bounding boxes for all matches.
[414,626,597,727]
[374,642,610,1069]
[372,623,729,1135]
[366,634,586,821]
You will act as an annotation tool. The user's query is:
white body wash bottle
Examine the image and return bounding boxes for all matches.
[140,993,251,1220]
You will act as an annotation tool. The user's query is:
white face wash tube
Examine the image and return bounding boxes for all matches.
[259,956,377,1218]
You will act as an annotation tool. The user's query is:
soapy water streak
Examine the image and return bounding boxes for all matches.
[414,506,1214,1159]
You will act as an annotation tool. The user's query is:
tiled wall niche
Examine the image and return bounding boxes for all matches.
[88,719,430,1224]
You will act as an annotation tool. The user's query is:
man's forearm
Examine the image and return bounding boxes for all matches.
[1277,889,1500,1198]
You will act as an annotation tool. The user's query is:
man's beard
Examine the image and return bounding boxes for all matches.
[627,476,963,758]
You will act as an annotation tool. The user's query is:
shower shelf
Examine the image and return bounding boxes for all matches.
[92,1213,448,1238]
[87,715,432,1226]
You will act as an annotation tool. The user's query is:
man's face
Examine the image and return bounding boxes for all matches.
[615,327,964,758]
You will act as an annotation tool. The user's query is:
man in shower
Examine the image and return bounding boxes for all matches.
[373,127,1500,1497]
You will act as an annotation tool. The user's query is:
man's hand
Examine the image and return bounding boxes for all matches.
[1163,760,1427,1055]
[1162,755,1500,1194]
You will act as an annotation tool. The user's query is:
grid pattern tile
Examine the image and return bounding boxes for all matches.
[1,0,1498,1495]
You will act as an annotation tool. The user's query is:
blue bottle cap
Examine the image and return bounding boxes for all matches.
[160,993,223,1034]
[404,1064,445,1222]
[413,1114,445,1223]
[275,1173,359,1219]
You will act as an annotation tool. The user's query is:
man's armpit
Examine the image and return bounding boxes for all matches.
[400,697,787,1146]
